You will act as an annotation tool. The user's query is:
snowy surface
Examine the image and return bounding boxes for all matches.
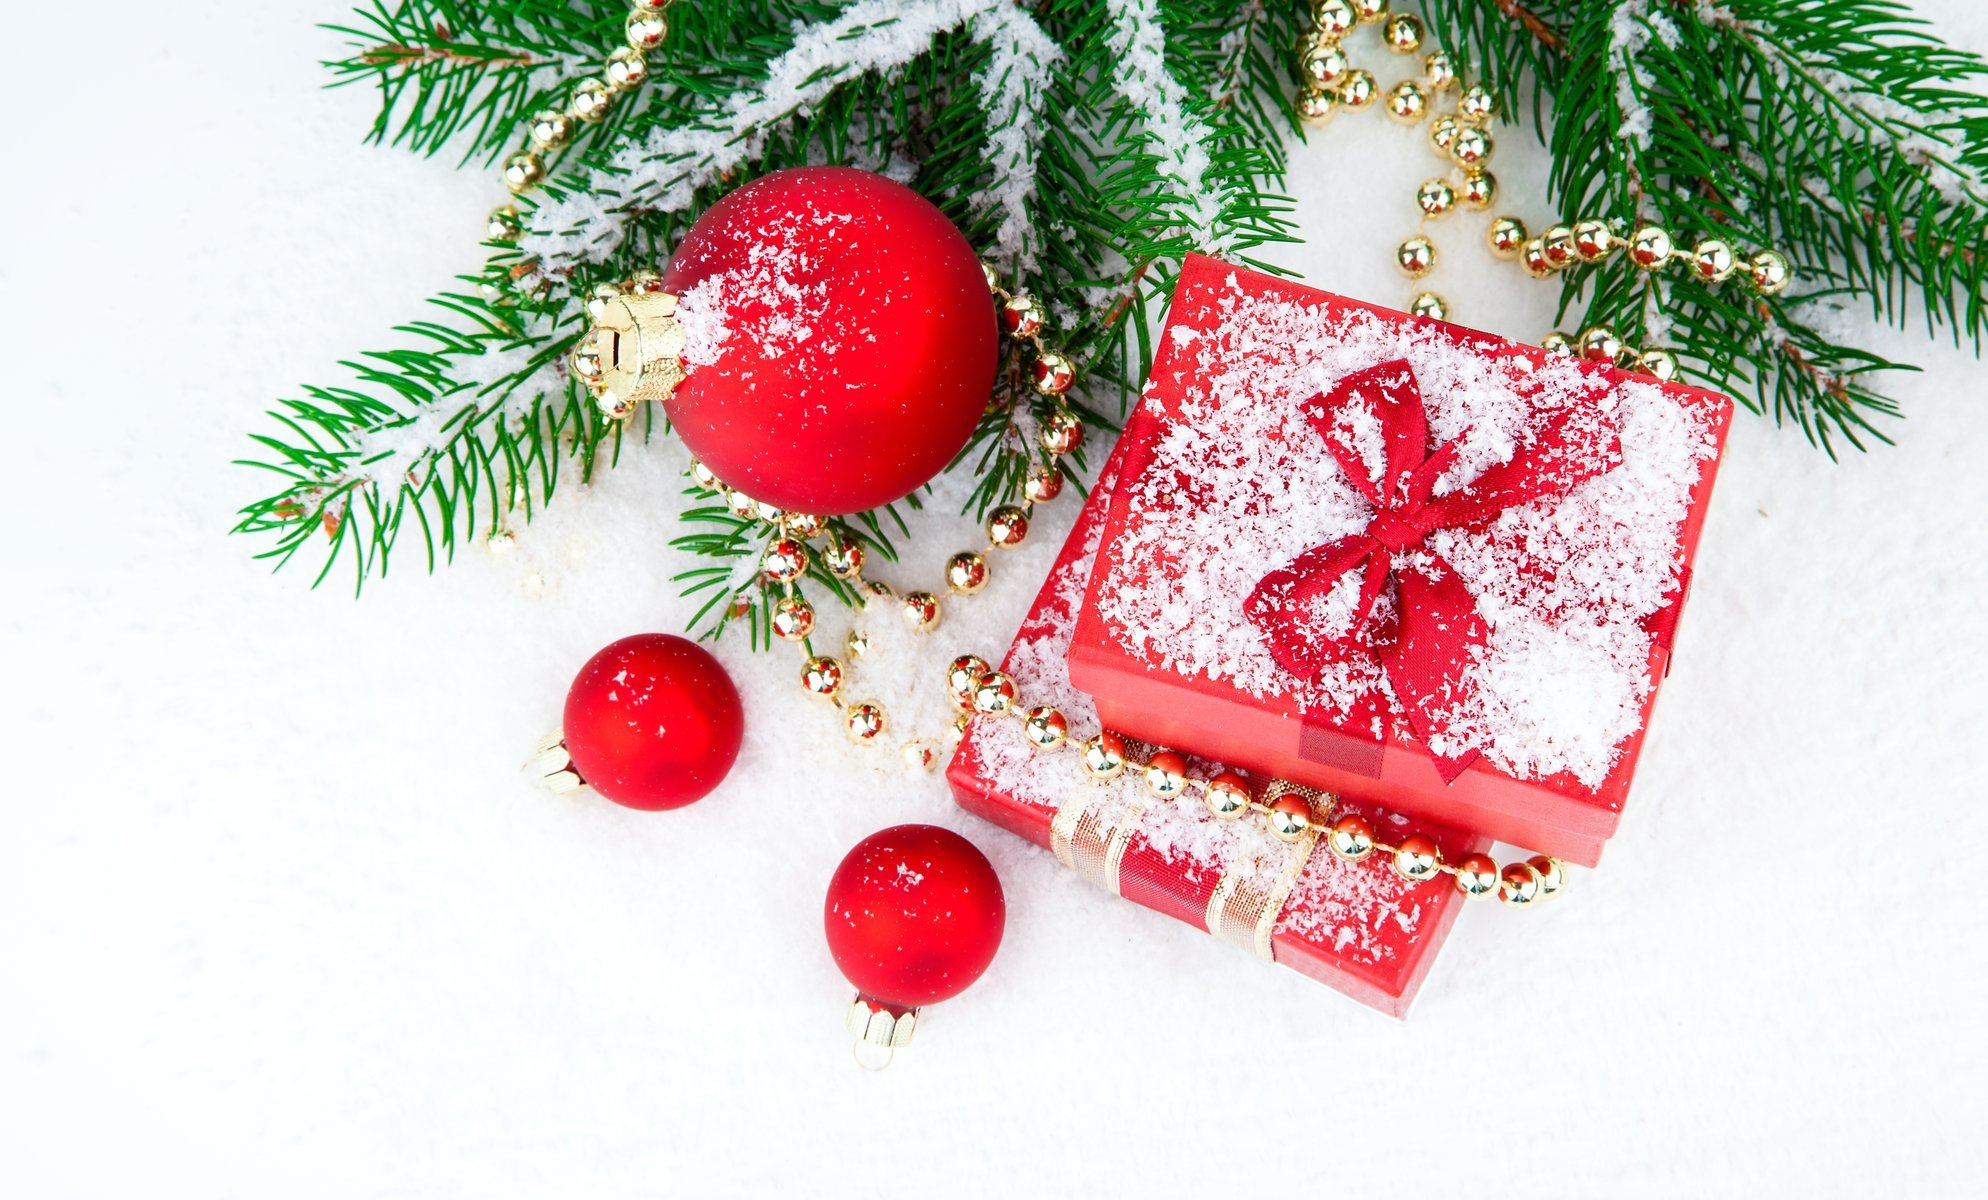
[4,2,1986,1195]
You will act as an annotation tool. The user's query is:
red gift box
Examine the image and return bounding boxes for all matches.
[946,438,1489,1017]
[1069,255,1732,866]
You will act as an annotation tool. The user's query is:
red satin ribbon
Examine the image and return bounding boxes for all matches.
[1244,359,1622,782]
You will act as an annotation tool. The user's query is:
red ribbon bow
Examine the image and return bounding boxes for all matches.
[1244,359,1622,781]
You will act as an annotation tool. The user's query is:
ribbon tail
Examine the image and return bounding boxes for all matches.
[1244,537,1384,680]
[1384,555,1488,783]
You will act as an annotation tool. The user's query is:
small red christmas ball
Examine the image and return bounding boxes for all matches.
[561,633,743,811]
[661,166,998,515]
[824,824,1006,1012]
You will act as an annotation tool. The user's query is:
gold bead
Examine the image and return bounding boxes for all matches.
[1498,861,1543,906]
[1396,235,1437,277]
[972,671,1019,715]
[527,110,573,151]
[1486,215,1528,258]
[605,46,649,92]
[1528,855,1568,899]
[950,712,972,742]
[1294,87,1338,127]
[1520,239,1555,278]
[761,537,808,584]
[1326,813,1376,861]
[1080,732,1128,782]
[860,579,895,607]
[902,590,942,632]
[945,654,991,710]
[1572,219,1615,262]
[1336,69,1377,110]
[1313,0,1355,39]
[570,345,606,383]
[487,206,522,242]
[902,740,937,771]
[845,702,887,743]
[1408,292,1448,321]
[945,550,989,595]
[725,593,753,621]
[771,596,815,642]
[1204,772,1251,819]
[1748,248,1791,295]
[1032,350,1076,395]
[1022,705,1069,751]
[1265,794,1313,842]
[1458,84,1496,123]
[1690,238,1739,283]
[1460,168,1497,209]
[1540,331,1574,357]
[1000,292,1044,338]
[1579,325,1623,363]
[1628,225,1673,270]
[1429,114,1460,154]
[587,282,625,323]
[1387,81,1429,123]
[1449,125,1492,166]
[987,504,1030,549]
[1039,409,1084,456]
[782,512,824,538]
[625,8,669,50]
[753,499,784,525]
[1144,750,1189,799]
[1453,853,1499,899]
[981,260,1002,291]
[822,535,865,580]
[844,628,871,659]
[801,655,844,700]
[1298,40,1350,91]
[1391,834,1443,882]
[1024,464,1063,503]
[1424,50,1458,91]
[570,78,614,122]
[1416,178,1456,218]
[1637,347,1680,381]
[1350,0,1389,23]
[1381,12,1423,52]
[502,151,545,194]
[1540,223,1577,269]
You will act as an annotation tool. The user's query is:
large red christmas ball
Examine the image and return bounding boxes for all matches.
[562,633,743,811]
[661,166,997,515]
[824,824,1006,1012]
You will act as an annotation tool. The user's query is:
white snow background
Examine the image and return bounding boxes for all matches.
[3,2,1985,1194]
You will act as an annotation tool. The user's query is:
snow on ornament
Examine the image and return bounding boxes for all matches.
[618,166,1000,515]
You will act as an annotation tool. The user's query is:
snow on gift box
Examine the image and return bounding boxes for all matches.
[946,438,1491,1017]
[1070,255,1733,867]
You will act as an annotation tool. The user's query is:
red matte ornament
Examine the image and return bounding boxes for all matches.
[824,824,1006,1013]
[660,166,998,515]
[562,633,744,811]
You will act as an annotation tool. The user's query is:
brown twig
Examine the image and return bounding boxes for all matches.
[1492,0,1566,53]
[358,42,540,69]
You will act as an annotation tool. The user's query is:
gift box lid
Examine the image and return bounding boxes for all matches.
[947,436,1488,1018]
[1069,255,1732,863]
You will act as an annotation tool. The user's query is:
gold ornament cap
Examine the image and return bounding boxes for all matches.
[585,290,688,418]
[846,996,917,1068]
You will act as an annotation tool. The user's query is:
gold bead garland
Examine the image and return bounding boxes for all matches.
[945,660,1569,907]
[1294,0,1796,384]
[674,261,1085,758]
[486,1,676,244]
